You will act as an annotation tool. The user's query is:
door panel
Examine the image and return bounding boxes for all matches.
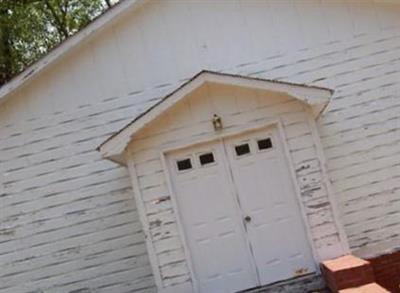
[224,129,315,285]
[168,142,258,293]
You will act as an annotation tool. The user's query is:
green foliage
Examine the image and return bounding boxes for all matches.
[0,0,117,86]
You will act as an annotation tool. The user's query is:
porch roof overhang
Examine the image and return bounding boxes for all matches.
[98,70,333,165]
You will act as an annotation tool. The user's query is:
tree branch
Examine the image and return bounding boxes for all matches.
[0,8,13,85]
[44,0,69,39]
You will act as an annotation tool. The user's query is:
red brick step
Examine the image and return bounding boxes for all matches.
[339,283,389,292]
[321,255,375,292]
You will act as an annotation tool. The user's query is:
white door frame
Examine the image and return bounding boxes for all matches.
[160,119,321,293]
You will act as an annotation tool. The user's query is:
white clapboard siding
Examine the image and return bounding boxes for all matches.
[0,71,157,293]
[2,0,400,292]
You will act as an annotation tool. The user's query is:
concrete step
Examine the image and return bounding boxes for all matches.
[237,273,327,293]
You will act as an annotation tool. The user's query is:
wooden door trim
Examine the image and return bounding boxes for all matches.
[160,119,323,292]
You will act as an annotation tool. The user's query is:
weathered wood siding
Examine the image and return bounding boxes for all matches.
[127,83,344,291]
[0,99,156,292]
[1,0,400,291]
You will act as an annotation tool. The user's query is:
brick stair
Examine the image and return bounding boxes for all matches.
[368,250,400,292]
[321,255,389,293]
[339,283,390,293]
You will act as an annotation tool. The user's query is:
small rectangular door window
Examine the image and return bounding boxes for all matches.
[257,138,273,151]
[176,158,193,171]
[235,143,251,157]
[199,152,215,166]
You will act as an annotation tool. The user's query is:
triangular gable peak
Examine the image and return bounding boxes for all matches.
[0,0,148,105]
[98,70,333,164]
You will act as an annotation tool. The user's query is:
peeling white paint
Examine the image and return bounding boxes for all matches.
[2,0,400,292]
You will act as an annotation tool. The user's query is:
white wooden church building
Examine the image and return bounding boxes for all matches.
[1,1,400,292]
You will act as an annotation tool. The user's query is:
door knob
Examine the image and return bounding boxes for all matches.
[244,216,251,223]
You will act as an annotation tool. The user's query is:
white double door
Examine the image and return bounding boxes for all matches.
[168,128,315,293]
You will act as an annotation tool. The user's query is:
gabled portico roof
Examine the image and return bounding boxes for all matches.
[98,70,333,164]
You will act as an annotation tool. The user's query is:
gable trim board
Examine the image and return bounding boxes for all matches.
[0,0,149,106]
[98,70,333,165]
[101,70,349,292]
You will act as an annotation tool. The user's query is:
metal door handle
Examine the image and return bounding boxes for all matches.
[244,216,251,223]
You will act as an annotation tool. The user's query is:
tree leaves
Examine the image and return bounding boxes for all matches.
[0,0,118,86]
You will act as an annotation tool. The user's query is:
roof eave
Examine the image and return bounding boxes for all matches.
[98,71,333,164]
[0,0,148,105]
